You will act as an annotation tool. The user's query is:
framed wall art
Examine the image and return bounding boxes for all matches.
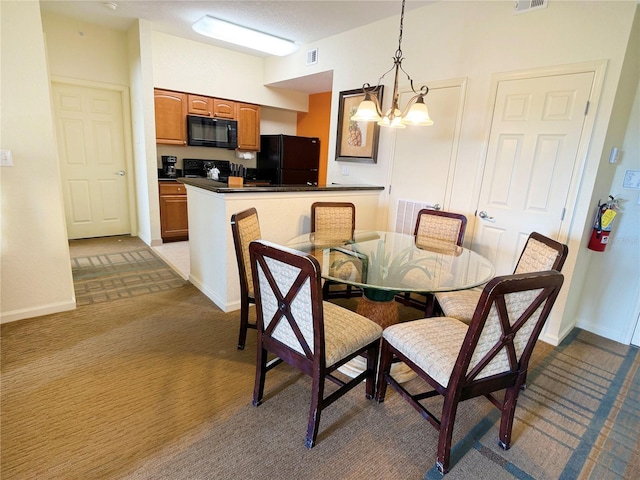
[335,87,383,163]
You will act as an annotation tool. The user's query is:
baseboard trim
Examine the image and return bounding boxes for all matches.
[1,299,76,324]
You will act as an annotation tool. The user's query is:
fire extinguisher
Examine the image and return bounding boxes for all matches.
[588,195,620,252]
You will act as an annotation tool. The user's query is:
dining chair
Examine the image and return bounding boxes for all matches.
[435,231,568,324]
[376,269,565,474]
[310,201,362,299]
[230,207,261,350]
[398,209,467,314]
[249,239,382,448]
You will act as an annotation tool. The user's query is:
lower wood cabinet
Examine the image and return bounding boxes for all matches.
[159,182,188,242]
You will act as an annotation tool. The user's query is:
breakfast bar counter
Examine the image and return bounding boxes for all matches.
[177,178,385,313]
[177,177,384,194]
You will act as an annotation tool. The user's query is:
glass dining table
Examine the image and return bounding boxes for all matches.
[287,229,495,325]
[287,230,495,382]
[287,230,495,381]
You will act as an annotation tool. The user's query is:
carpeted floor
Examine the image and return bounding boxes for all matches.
[69,237,187,305]
[1,236,638,479]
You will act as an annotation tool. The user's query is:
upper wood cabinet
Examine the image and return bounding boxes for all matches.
[236,103,261,151]
[213,99,236,119]
[155,89,260,150]
[154,89,187,145]
[187,94,213,116]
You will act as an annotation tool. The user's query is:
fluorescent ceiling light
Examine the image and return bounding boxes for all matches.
[192,15,298,56]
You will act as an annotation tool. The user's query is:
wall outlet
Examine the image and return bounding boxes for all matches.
[341,166,349,176]
[1,149,13,167]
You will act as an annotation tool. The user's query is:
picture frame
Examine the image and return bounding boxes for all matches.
[335,87,383,163]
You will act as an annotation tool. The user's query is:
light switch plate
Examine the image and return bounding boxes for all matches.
[1,149,13,167]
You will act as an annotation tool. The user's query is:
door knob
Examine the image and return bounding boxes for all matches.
[115,170,125,176]
[426,203,441,211]
[478,210,494,221]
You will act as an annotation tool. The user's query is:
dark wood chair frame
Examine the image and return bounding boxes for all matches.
[250,240,380,448]
[230,207,259,350]
[310,201,362,299]
[397,209,468,314]
[376,270,565,474]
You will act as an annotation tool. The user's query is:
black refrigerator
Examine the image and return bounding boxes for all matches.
[257,135,320,185]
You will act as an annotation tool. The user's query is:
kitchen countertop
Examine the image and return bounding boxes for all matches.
[177,177,385,193]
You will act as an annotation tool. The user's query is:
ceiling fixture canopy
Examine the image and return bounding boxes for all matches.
[192,15,298,57]
[351,0,432,128]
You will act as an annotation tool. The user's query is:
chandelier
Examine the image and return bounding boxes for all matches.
[351,0,433,128]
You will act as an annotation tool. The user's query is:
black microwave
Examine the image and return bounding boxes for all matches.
[187,115,238,149]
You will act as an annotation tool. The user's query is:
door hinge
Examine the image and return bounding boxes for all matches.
[561,207,566,221]
[584,101,590,116]
[388,185,392,194]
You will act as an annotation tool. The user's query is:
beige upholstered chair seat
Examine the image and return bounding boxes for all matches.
[383,317,467,387]
[323,302,383,365]
[434,288,482,324]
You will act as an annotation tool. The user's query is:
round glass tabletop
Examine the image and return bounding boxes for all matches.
[286,230,495,298]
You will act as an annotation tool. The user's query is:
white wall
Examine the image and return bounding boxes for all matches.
[576,78,640,343]
[0,1,75,323]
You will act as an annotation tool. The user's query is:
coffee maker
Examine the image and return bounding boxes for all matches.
[161,156,177,178]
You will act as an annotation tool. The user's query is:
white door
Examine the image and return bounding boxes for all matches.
[53,83,130,239]
[389,80,465,234]
[472,72,594,274]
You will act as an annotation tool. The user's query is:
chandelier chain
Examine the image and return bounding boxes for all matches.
[396,0,405,57]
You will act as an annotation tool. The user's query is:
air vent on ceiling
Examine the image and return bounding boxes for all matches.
[306,48,318,66]
[514,0,548,14]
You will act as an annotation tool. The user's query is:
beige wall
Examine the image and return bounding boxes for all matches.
[1,1,75,322]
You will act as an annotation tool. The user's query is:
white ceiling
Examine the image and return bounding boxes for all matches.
[39,1,432,93]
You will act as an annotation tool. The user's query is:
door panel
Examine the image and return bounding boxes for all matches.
[473,72,594,275]
[388,82,465,231]
[53,83,130,239]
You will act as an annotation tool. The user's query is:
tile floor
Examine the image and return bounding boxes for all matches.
[151,241,190,280]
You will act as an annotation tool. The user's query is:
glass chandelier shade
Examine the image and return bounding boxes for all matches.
[351,0,433,129]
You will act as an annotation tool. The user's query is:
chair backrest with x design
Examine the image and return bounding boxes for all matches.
[454,272,564,390]
[252,241,324,371]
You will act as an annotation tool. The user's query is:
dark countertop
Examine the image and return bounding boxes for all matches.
[176,177,385,193]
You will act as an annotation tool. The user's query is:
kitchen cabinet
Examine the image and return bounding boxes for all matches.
[188,95,236,119]
[213,99,236,119]
[154,89,187,145]
[159,182,188,241]
[187,94,213,116]
[236,103,261,151]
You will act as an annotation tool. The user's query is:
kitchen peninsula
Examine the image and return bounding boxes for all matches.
[177,177,384,312]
